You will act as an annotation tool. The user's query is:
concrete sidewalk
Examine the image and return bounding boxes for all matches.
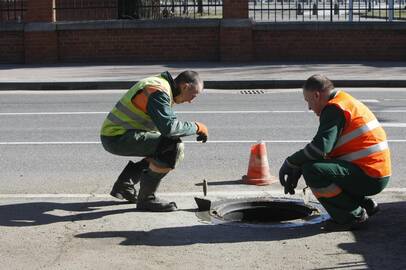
[0,61,405,90]
[0,190,405,270]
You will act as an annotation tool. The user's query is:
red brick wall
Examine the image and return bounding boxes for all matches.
[223,0,248,19]
[0,31,24,63]
[25,0,54,22]
[55,0,117,21]
[253,29,406,61]
[24,31,58,63]
[58,28,219,62]
[220,23,253,61]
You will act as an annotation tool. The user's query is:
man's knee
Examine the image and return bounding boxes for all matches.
[302,162,324,187]
[154,137,184,169]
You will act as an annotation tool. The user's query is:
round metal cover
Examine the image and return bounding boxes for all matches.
[196,197,329,228]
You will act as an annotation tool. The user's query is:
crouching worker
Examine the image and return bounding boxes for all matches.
[100,70,207,212]
[279,74,391,231]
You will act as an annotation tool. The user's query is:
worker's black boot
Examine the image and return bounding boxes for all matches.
[136,169,177,212]
[110,159,149,203]
[360,198,379,216]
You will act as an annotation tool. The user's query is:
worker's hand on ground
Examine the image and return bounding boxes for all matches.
[195,122,208,143]
[279,159,302,195]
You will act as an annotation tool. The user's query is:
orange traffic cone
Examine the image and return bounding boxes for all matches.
[242,142,276,186]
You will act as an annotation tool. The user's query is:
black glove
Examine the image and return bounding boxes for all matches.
[279,159,302,195]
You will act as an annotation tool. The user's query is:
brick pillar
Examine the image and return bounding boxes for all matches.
[24,0,57,63]
[223,0,248,19]
[220,0,253,61]
[25,0,55,22]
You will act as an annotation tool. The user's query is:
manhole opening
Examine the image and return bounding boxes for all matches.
[213,201,314,224]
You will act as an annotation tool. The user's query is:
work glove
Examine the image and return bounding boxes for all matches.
[279,159,302,195]
[195,122,208,143]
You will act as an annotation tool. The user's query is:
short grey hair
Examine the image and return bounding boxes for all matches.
[174,70,203,88]
[303,74,334,93]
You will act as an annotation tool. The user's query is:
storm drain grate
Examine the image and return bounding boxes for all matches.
[240,90,265,94]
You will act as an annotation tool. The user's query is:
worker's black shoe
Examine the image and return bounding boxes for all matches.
[360,198,379,216]
[137,195,178,212]
[110,159,149,203]
[321,208,369,232]
[110,181,137,203]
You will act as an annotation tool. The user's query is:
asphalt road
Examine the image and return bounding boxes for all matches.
[0,87,405,194]
[1,88,406,270]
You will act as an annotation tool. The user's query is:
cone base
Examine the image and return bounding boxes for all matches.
[242,175,276,186]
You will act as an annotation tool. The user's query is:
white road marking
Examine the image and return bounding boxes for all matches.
[359,99,379,103]
[382,123,406,127]
[1,110,406,116]
[0,188,405,199]
[1,140,406,145]
[0,112,107,116]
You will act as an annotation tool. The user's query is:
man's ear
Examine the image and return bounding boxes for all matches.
[179,82,187,92]
[315,91,321,100]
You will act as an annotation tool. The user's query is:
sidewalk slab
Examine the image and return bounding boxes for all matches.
[1,62,405,90]
[0,191,405,270]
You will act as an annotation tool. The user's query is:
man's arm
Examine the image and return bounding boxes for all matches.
[287,105,346,166]
[147,91,197,138]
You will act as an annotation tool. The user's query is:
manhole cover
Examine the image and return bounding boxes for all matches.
[196,197,328,228]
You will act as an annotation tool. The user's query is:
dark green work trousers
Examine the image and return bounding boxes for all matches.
[101,130,161,157]
[100,130,185,168]
[302,159,389,224]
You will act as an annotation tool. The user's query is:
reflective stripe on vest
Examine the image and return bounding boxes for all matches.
[328,91,391,178]
[337,141,388,162]
[335,119,381,148]
[107,101,156,130]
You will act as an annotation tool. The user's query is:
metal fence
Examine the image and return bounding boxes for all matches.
[0,0,26,22]
[118,0,223,19]
[53,0,223,21]
[249,0,406,21]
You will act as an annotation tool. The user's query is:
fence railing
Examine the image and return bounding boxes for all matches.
[249,0,406,21]
[53,0,223,21]
[0,0,26,22]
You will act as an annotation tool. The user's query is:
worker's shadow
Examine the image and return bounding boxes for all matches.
[76,223,322,246]
[0,200,133,227]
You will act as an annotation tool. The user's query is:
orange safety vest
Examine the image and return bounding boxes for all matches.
[327,91,391,178]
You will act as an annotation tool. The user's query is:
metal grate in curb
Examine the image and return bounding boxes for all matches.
[240,90,265,94]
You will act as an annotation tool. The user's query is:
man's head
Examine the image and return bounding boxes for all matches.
[174,70,204,104]
[302,74,335,116]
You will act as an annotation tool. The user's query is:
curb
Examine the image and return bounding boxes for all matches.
[1,80,406,90]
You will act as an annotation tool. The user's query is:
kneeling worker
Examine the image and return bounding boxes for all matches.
[279,74,391,230]
[100,70,208,212]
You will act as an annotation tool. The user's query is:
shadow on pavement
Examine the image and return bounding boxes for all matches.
[313,201,406,270]
[75,201,406,269]
[0,200,133,226]
[76,223,322,246]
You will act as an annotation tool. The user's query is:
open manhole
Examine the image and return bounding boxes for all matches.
[196,197,328,228]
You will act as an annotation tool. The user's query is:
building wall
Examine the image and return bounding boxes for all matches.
[0,0,405,64]
[253,24,406,61]
[0,25,25,63]
[58,27,219,62]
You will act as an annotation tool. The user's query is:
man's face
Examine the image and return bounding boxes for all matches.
[174,82,203,104]
[303,89,324,116]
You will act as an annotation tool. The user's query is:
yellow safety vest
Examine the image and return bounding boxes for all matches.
[100,75,173,136]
